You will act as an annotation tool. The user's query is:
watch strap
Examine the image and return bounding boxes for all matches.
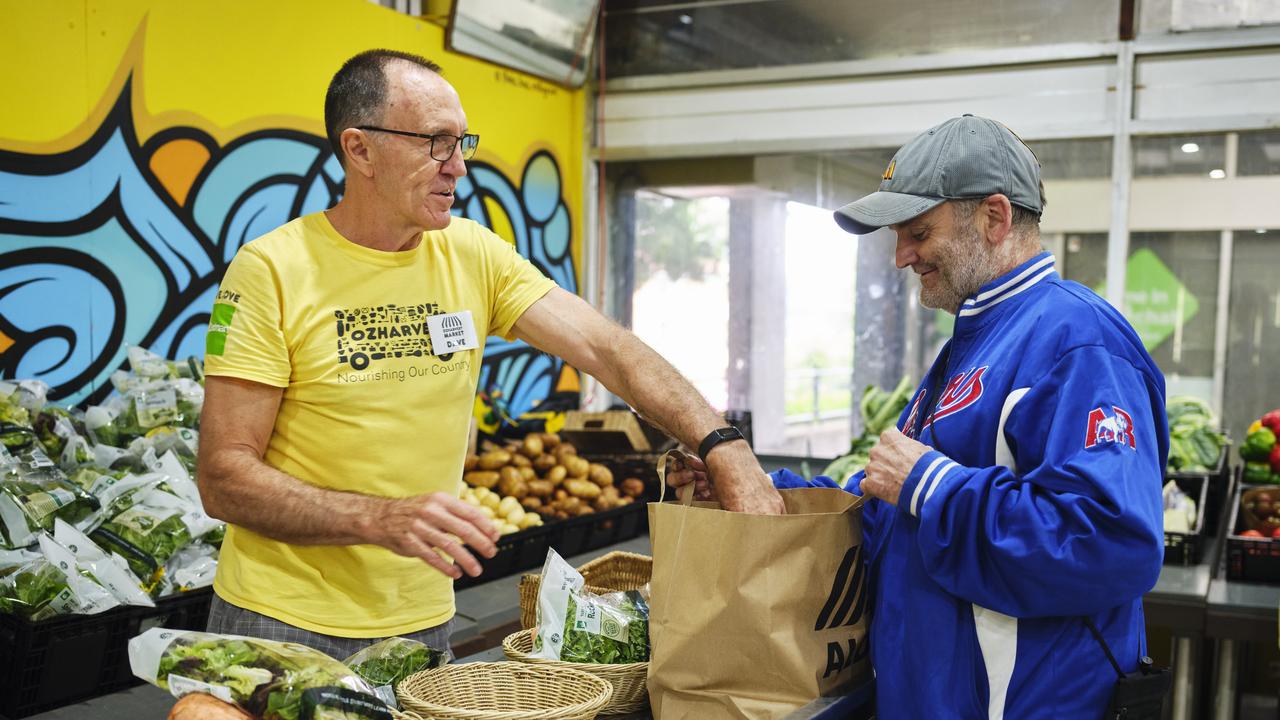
[698,426,745,462]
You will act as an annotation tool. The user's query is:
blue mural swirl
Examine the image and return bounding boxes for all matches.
[0,80,576,416]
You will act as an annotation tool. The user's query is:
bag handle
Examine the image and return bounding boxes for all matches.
[1083,617,1126,680]
[656,449,696,506]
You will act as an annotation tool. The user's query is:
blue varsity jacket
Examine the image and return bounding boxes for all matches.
[773,252,1168,719]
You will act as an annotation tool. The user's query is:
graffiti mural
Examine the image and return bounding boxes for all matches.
[0,81,577,417]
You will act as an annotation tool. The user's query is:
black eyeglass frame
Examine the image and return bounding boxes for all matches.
[355,125,480,162]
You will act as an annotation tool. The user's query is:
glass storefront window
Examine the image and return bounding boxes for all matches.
[1063,231,1220,402]
[1224,228,1280,442]
[1237,130,1280,177]
[1134,135,1228,178]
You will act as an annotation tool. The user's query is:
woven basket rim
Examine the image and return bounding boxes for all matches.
[396,662,612,720]
[502,629,650,672]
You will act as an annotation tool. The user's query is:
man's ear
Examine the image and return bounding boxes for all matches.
[980,194,1014,246]
[340,128,376,178]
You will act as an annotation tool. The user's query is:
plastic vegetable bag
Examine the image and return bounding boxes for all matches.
[53,518,154,607]
[157,542,220,597]
[0,444,100,549]
[89,473,219,591]
[129,628,393,720]
[0,533,121,620]
[85,378,203,448]
[532,548,650,664]
[343,637,447,708]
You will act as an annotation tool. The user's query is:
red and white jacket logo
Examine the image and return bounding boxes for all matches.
[1084,406,1136,450]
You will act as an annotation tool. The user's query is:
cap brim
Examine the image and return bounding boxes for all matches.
[833,192,946,235]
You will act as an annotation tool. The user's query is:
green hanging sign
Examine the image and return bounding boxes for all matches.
[1108,248,1199,352]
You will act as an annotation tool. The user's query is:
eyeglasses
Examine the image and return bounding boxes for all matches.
[356,126,480,162]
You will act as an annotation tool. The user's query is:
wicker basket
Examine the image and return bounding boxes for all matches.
[396,662,612,720]
[518,552,652,630]
[502,630,648,716]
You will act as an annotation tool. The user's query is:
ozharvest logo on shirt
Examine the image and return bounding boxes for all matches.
[1084,406,1136,450]
[335,302,456,370]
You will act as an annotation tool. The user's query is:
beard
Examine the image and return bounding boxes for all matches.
[918,221,996,313]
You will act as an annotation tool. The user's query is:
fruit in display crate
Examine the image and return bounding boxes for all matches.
[1240,488,1280,537]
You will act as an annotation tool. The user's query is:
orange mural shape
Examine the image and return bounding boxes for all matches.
[149,137,212,206]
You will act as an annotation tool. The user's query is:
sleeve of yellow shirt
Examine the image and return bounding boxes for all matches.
[482,227,558,339]
[204,244,291,388]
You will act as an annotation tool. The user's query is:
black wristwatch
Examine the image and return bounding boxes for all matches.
[698,426,746,463]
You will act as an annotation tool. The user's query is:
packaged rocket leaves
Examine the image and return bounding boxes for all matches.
[343,637,447,708]
[0,445,100,549]
[532,548,651,664]
[129,628,392,720]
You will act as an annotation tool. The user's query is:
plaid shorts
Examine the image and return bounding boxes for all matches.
[206,593,455,661]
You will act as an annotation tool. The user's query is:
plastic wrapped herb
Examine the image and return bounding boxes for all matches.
[343,637,447,708]
[532,548,651,664]
[129,628,392,720]
[0,445,100,549]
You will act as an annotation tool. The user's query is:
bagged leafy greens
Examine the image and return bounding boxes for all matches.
[343,637,447,708]
[0,444,100,549]
[85,378,203,448]
[129,628,392,720]
[532,548,650,664]
[0,533,121,620]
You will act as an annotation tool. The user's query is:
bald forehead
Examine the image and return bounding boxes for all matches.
[381,60,465,130]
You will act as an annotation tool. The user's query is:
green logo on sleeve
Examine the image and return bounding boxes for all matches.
[206,303,238,356]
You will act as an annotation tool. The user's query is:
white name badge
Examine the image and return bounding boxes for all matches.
[426,310,480,355]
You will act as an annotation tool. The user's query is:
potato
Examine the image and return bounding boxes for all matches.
[526,479,555,498]
[564,456,590,479]
[541,432,561,449]
[463,454,479,472]
[519,466,536,482]
[619,496,635,505]
[520,496,543,511]
[480,439,503,453]
[464,471,500,489]
[478,505,496,519]
[533,454,557,472]
[504,507,526,525]
[574,504,595,516]
[510,453,532,469]
[620,477,646,499]
[518,513,543,530]
[477,450,512,470]
[553,488,569,501]
[588,463,614,487]
[565,478,602,499]
[498,475,527,500]
[168,693,255,720]
[547,465,567,484]
[554,510,570,520]
[553,443,577,461]
[521,434,544,458]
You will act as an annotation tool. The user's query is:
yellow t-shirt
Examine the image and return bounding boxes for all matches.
[203,211,556,637]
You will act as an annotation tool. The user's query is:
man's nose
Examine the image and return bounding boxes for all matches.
[894,233,916,269]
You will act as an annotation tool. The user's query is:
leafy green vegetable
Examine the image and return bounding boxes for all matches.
[91,508,193,589]
[145,631,390,720]
[559,589,650,664]
[823,376,915,483]
[345,638,445,688]
[0,561,73,621]
[0,446,100,548]
[1166,396,1227,473]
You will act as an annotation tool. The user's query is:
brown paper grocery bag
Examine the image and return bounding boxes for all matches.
[647,454,871,719]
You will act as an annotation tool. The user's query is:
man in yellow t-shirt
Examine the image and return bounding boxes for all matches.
[197,49,785,659]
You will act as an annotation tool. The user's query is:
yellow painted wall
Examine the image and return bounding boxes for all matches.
[0,0,585,410]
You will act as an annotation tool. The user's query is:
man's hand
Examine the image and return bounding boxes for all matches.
[862,427,931,506]
[665,446,784,514]
[372,492,500,579]
[704,442,785,514]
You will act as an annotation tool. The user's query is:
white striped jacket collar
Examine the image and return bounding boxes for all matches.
[956,253,1057,320]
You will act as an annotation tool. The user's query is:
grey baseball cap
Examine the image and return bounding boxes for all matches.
[833,114,1042,235]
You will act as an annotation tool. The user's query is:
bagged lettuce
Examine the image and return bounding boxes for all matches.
[89,473,218,592]
[158,542,219,597]
[53,518,153,607]
[343,637,447,708]
[129,628,392,720]
[85,379,203,448]
[0,534,121,620]
[0,444,100,548]
[532,548,651,664]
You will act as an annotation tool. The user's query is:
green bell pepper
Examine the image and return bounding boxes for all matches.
[1244,461,1274,484]
[1241,428,1277,462]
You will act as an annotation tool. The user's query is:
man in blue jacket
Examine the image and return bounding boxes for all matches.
[670,115,1168,719]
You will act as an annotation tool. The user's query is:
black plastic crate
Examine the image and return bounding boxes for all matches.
[0,587,213,719]
[1163,474,1209,566]
[454,521,557,590]
[1225,482,1280,584]
[1167,444,1232,535]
